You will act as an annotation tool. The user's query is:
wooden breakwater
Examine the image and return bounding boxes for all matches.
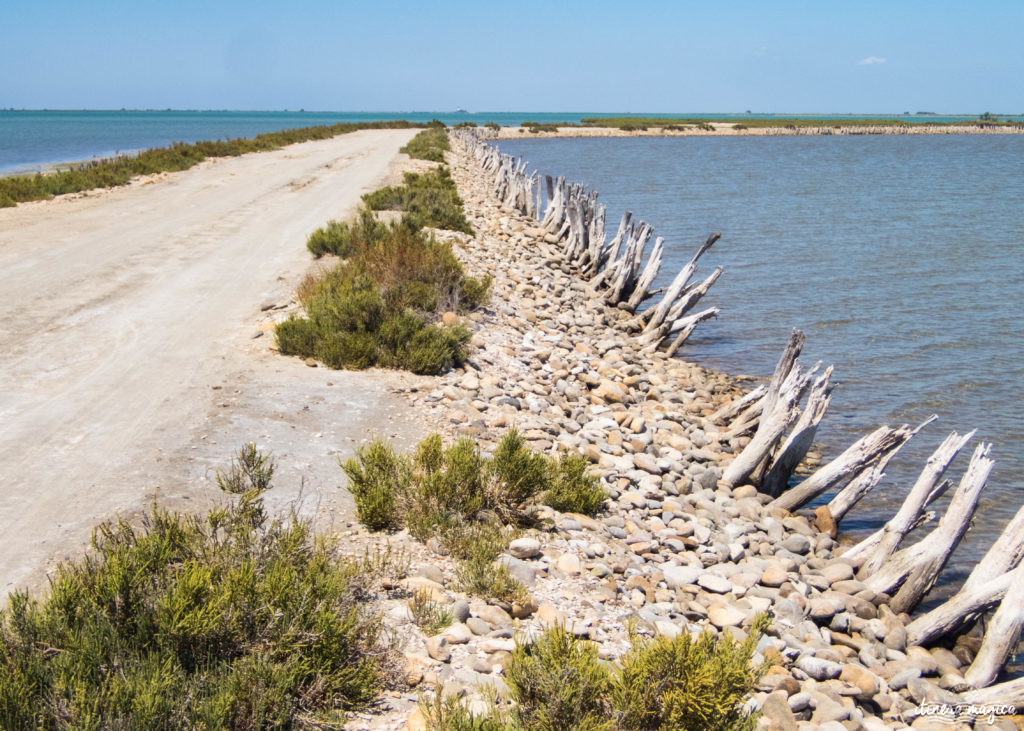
[452,127,1024,712]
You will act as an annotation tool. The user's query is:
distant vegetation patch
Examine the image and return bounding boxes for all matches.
[0,120,420,207]
[0,444,397,729]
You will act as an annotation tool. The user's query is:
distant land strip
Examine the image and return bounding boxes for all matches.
[0,120,423,207]
[485,116,1024,138]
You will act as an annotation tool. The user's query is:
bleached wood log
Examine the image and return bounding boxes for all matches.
[582,204,606,274]
[842,478,951,562]
[708,384,768,425]
[959,676,1024,707]
[637,266,724,344]
[857,430,976,579]
[726,396,767,438]
[907,572,1011,647]
[965,562,1024,688]
[722,366,812,487]
[626,237,665,311]
[963,504,1024,594]
[641,233,720,336]
[770,423,916,513]
[761,329,804,421]
[826,415,934,521]
[908,505,1024,646]
[864,444,994,612]
[662,307,719,357]
[606,223,652,304]
[762,366,834,498]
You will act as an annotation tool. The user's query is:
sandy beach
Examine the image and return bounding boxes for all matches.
[0,129,433,597]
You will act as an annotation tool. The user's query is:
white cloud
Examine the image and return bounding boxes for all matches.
[857,56,887,66]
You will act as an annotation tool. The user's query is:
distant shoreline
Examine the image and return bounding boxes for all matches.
[490,123,1024,139]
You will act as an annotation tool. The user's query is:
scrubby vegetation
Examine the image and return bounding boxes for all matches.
[521,121,565,134]
[306,207,390,258]
[0,444,397,729]
[280,195,489,374]
[423,618,770,730]
[343,431,605,601]
[401,127,451,162]
[409,589,453,636]
[362,166,473,235]
[0,120,420,207]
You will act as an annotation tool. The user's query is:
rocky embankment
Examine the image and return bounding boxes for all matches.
[340,144,1020,731]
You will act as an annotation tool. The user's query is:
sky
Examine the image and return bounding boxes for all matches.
[1,0,1022,114]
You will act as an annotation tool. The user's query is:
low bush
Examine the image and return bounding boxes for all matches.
[401,127,451,162]
[278,214,486,374]
[362,166,473,234]
[344,430,604,538]
[344,431,604,601]
[425,618,770,730]
[542,452,607,516]
[306,207,391,258]
[0,445,394,729]
[0,120,420,207]
[484,122,501,131]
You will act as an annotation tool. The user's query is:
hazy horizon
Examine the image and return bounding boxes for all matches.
[2,1,1021,113]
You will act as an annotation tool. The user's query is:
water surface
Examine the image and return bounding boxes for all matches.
[498,135,1024,581]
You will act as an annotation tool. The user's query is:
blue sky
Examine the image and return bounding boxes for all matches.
[1,0,1021,113]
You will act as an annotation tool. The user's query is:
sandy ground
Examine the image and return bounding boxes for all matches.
[0,129,434,598]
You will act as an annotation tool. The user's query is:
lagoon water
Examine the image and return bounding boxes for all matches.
[498,135,1024,584]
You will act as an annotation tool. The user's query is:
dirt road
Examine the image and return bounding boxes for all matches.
[0,129,431,596]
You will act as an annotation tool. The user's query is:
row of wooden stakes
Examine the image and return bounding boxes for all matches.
[451,129,1023,702]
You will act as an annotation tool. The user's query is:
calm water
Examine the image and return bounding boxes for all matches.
[498,135,1024,582]
[1,110,1011,174]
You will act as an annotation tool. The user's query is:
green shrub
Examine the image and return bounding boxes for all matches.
[401,127,450,162]
[0,447,392,729]
[484,122,501,131]
[401,323,471,375]
[543,452,606,516]
[342,439,412,531]
[611,615,771,730]
[505,626,613,730]
[363,167,473,234]
[274,314,318,357]
[443,618,770,730]
[345,431,604,539]
[306,207,389,258]
[315,330,378,370]
[434,520,527,603]
[278,210,485,374]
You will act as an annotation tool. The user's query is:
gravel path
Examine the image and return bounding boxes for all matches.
[0,129,431,596]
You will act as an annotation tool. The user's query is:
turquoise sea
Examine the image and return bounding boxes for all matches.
[1,109,1017,174]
